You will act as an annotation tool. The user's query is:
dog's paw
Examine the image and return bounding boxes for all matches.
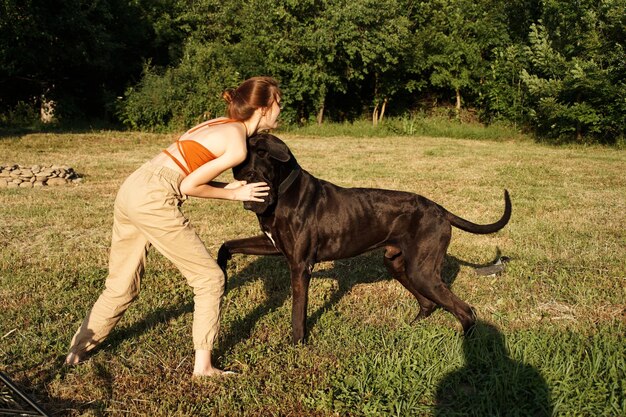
[462,307,478,337]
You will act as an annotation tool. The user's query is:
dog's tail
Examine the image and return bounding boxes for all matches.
[444,190,511,235]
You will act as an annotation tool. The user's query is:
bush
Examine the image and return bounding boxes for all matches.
[0,101,40,128]
[118,41,241,131]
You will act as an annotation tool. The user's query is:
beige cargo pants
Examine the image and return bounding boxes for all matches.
[68,162,224,355]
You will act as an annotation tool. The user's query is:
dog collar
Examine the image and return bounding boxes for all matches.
[278,168,302,195]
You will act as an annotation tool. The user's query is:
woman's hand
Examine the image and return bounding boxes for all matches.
[226,180,270,202]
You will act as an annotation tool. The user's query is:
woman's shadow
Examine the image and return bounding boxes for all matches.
[435,320,553,416]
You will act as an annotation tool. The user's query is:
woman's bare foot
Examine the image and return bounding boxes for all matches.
[192,349,236,377]
[192,368,237,378]
[64,351,84,365]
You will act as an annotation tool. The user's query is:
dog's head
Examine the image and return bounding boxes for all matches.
[233,133,298,214]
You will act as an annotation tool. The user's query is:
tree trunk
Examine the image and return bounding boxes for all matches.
[372,103,379,127]
[575,93,583,142]
[40,91,56,123]
[317,101,325,125]
[455,88,462,117]
[379,98,388,123]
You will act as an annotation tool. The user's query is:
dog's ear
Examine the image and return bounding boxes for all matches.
[249,133,291,162]
[248,134,265,147]
[267,139,291,162]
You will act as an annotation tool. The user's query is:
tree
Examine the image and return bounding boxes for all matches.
[412,0,508,116]
[312,0,412,125]
[0,0,157,122]
[56,0,624,145]
[520,0,626,143]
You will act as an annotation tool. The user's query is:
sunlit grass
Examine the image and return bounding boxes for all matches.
[1,130,624,416]
[279,115,528,142]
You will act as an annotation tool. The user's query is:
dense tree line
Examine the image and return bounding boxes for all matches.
[1,0,624,143]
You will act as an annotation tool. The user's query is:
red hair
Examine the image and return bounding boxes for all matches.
[222,77,281,121]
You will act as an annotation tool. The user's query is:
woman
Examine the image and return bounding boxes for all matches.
[65,76,281,377]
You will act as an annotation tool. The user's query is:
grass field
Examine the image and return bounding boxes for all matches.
[1,129,624,416]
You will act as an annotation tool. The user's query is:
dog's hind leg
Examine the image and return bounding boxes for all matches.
[383,246,437,322]
[403,244,476,335]
[410,268,476,334]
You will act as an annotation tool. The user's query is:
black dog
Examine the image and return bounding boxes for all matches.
[218,134,511,343]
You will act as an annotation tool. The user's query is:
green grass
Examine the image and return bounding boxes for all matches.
[278,115,528,142]
[1,130,624,416]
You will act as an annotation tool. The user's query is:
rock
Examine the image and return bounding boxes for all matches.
[47,177,67,186]
[1,163,81,187]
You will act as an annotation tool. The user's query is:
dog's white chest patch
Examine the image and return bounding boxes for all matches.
[264,231,277,248]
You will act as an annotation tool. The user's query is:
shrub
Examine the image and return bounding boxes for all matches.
[118,40,241,131]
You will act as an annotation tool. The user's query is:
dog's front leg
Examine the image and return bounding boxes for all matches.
[217,234,282,276]
[290,263,312,344]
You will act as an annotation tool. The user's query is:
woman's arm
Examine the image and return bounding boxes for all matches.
[179,138,268,202]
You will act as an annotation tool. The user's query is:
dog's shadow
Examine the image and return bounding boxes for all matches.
[67,249,500,370]
[215,250,469,358]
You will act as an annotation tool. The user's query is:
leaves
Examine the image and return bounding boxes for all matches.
[519,0,626,143]
[2,0,625,143]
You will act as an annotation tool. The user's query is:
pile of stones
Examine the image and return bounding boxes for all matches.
[0,164,82,188]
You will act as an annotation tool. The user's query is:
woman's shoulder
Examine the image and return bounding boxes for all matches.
[184,117,238,133]
[213,120,247,145]
[182,118,244,140]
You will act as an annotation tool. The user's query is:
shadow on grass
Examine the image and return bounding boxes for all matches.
[215,249,475,359]
[61,246,496,368]
[0,121,125,139]
[7,304,194,416]
[23,249,501,414]
[435,321,553,416]
[4,355,111,416]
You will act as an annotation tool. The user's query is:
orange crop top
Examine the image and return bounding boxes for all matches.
[162,118,242,175]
